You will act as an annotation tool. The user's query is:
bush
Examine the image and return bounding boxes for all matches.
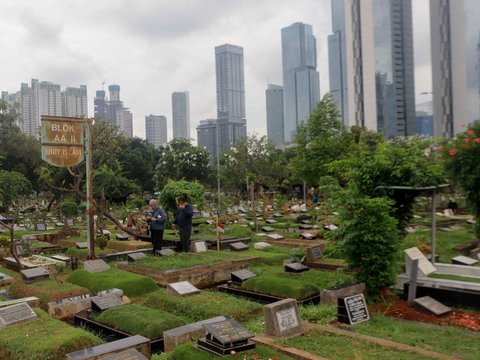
[159,180,205,214]
[57,199,79,218]
[241,275,319,300]
[143,289,263,323]
[66,268,158,297]
[95,304,185,339]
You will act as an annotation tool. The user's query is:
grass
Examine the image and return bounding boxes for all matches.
[134,253,224,271]
[0,308,102,360]
[106,240,152,252]
[151,342,294,359]
[429,273,480,283]
[66,267,158,297]
[354,314,480,359]
[241,275,319,300]
[300,304,337,324]
[94,304,185,339]
[8,279,89,309]
[143,288,263,323]
[279,328,437,360]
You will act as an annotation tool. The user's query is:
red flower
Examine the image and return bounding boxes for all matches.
[465,137,471,143]
[437,145,444,151]
[449,149,457,156]
[467,129,475,135]
[475,138,480,143]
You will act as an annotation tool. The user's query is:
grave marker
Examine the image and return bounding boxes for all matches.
[451,255,479,266]
[337,294,370,325]
[127,252,146,262]
[299,224,313,230]
[266,219,277,224]
[192,241,207,253]
[414,296,451,316]
[84,259,110,273]
[167,281,200,296]
[115,233,130,241]
[156,249,176,256]
[0,302,38,328]
[97,348,147,360]
[230,242,249,251]
[254,241,272,250]
[266,233,284,241]
[404,247,436,277]
[20,267,50,283]
[306,246,323,261]
[261,226,275,232]
[35,223,47,231]
[76,242,88,249]
[300,232,316,240]
[264,298,303,337]
[231,269,256,284]
[64,218,75,226]
[91,294,124,313]
[284,262,309,273]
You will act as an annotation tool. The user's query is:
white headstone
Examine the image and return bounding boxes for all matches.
[167,281,200,296]
[84,259,111,273]
[404,247,436,277]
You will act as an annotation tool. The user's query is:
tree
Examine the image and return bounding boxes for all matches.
[155,138,213,190]
[93,165,141,203]
[0,170,31,211]
[159,180,205,214]
[441,123,480,236]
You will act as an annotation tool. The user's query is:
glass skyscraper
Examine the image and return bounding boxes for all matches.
[172,91,190,139]
[328,0,416,138]
[145,115,167,148]
[430,0,480,138]
[265,84,284,147]
[281,22,320,144]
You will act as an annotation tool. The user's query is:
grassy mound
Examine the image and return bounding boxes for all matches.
[95,304,185,339]
[143,289,262,322]
[134,253,223,271]
[0,308,102,360]
[151,342,294,359]
[241,274,319,300]
[9,279,89,309]
[66,268,158,297]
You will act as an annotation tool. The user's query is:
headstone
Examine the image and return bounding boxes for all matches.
[116,233,130,241]
[266,233,284,241]
[467,219,477,224]
[254,241,272,250]
[64,218,75,226]
[306,246,323,261]
[91,293,124,313]
[65,335,150,360]
[264,298,303,337]
[127,252,146,262]
[97,348,147,360]
[300,232,316,240]
[255,233,266,237]
[231,269,256,284]
[443,209,454,217]
[51,254,71,263]
[197,318,255,356]
[414,296,452,316]
[323,224,338,230]
[0,296,40,309]
[261,226,275,232]
[84,259,110,273]
[451,255,479,266]
[76,242,88,249]
[20,267,50,283]
[167,281,200,296]
[284,262,309,273]
[266,219,277,224]
[156,249,176,256]
[0,302,38,328]
[337,294,370,325]
[192,241,207,253]
[35,223,47,231]
[299,224,313,230]
[230,242,249,251]
[404,247,436,277]
[273,213,283,218]
[55,222,64,227]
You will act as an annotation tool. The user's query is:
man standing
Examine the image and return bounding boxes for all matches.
[173,196,193,252]
[146,199,166,253]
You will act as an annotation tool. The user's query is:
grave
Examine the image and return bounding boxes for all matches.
[231,269,256,284]
[116,233,130,241]
[97,348,147,360]
[255,233,266,237]
[51,254,71,263]
[55,222,64,227]
[35,223,47,231]
[0,296,40,309]
[91,293,124,313]
[266,219,277,224]
[76,242,88,249]
[264,298,303,337]
[404,247,436,277]
[273,213,283,218]
[284,262,309,273]
[0,302,38,328]
[84,259,111,273]
[337,293,370,325]
[254,241,272,250]
[192,241,207,253]
[451,255,479,266]
[266,233,284,241]
[20,266,50,283]
[323,224,338,230]
[127,252,146,262]
[299,224,313,230]
[65,334,150,360]
[64,218,75,226]
[414,296,451,316]
[167,281,200,296]
[230,242,249,251]
[156,249,176,256]
[306,246,323,262]
[197,318,255,356]
[261,226,275,232]
[300,232,316,240]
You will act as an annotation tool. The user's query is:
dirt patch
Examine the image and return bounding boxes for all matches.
[372,300,480,332]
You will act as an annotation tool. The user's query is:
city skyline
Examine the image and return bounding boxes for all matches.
[1,1,432,141]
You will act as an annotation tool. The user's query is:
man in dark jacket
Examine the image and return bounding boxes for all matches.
[173,196,193,252]
[146,199,167,253]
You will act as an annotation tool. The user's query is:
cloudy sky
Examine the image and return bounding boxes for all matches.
[1,0,431,140]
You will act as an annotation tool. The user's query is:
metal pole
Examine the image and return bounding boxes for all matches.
[216,120,220,251]
[84,119,95,258]
[431,189,436,265]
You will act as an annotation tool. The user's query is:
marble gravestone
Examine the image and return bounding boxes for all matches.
[266,233,284,241]
[230,242,249,251]
[167,281,200,296]
[0,302,38,328]
[264,298,303,337]
[404,247,436,277]
[127,252,146,262]
[414,296,451,316]
[156,249,176,256]
[84,259,110,273]
[91,294,124,313]
[192,241,207,253]
[21,267,50,283]
[231,269,256,284]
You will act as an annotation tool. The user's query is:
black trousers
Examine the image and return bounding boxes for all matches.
[150,229,164,253]
[179,227,192,252]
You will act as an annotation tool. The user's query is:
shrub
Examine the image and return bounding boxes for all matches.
[159,180,205,214]
[57,199,79,218]
[66,268,158,297]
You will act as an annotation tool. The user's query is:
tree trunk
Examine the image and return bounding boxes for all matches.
[0,221,22,269]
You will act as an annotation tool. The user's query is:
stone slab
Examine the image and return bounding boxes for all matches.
[306,246,323,261]
[0,302,38,328]
[338,293,370,325]
[414,296,451,316]
[116,233,130,241]
[203,318,254,345]
[76,242,88,249]
[264,298,302,337]
[230,242,249,251]
[167,281,200,296]
[266,219,277,224]
[284,262,309,273]
[98,348,147,360]
[127,252,146,262]
[451,255,479,266]
[261,226,275,232]
[20,266,50,283]
[266,233,284,241]
[156,249,176,256]
[231,269,256,283]
[192,241,207,253]
[254,241,272,250]
[91,293,124,313]
[0,296,40,309]
[320,282,366,306]
[404,247,436,277]
[51,255,71,262]
[84,259,110,273]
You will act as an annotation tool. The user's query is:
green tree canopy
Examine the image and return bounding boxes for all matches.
[0,170,31,211]
[93,165,141,204]
[159,180,205,214]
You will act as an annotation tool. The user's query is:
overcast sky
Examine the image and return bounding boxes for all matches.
[1,0,431,141]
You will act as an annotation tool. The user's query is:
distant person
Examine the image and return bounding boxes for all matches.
[146,199,166,253]
[173,196,193,252]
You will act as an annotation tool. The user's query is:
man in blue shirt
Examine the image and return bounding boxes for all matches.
[146,199,166,253]
[173,196,193,252]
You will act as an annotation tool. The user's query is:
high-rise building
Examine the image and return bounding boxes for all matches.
[145,115,167,148]
[107,85,123,127]
[94,90,107,120]
[265,84,284,147]
[116,109,133,138]
[328,0,416,138]
[430,0,480,138]
[197,119,218,165]
[61,85,87,117]
[416,100,434,136]
[281,22,320,143]
[172,91,190,139]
